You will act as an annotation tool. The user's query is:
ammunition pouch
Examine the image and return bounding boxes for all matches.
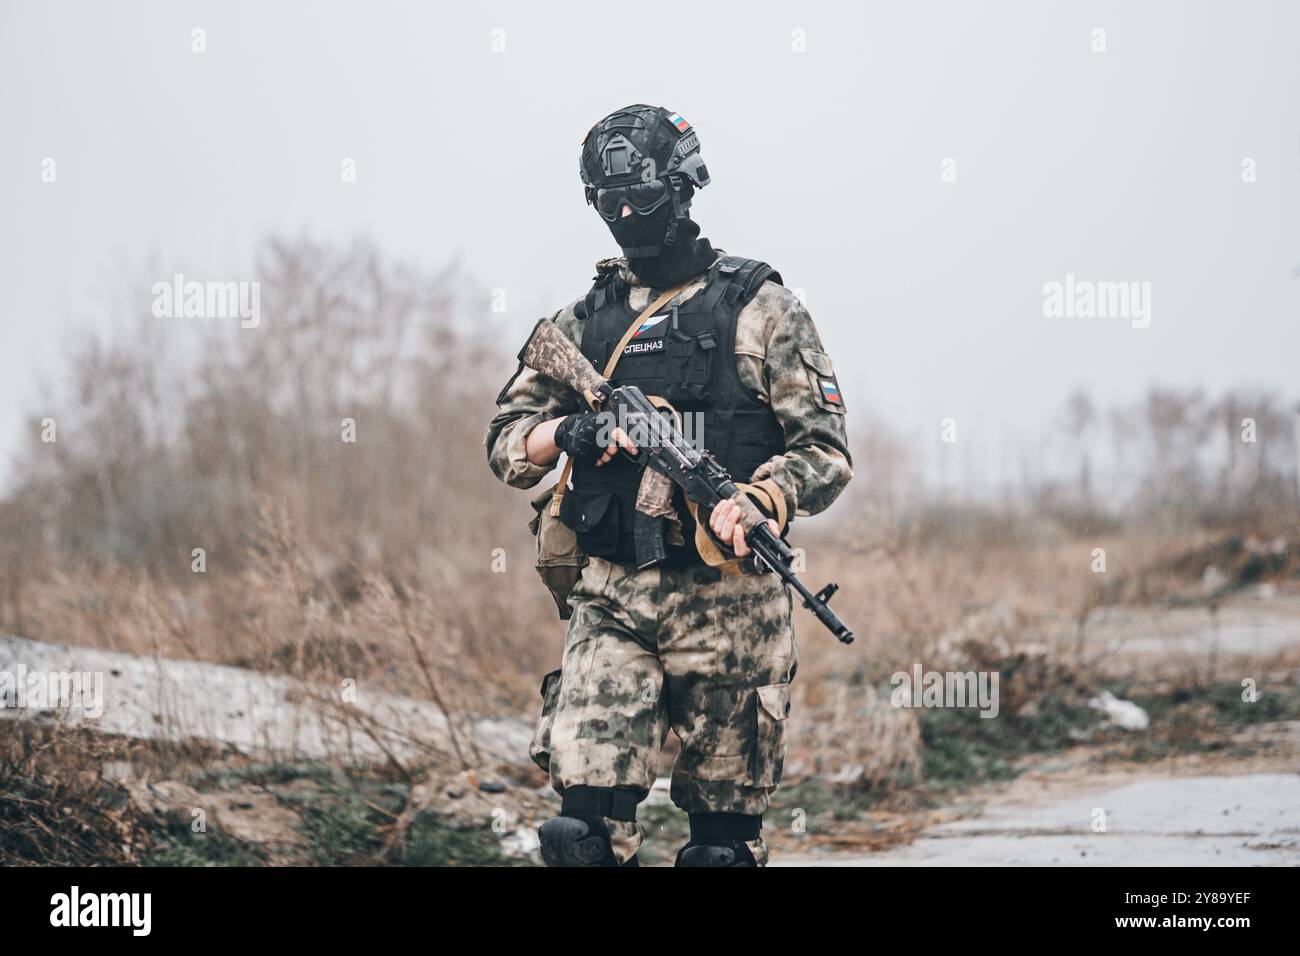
[558,487,623,560]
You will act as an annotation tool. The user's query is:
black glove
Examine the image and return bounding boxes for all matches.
[553,411,611,463]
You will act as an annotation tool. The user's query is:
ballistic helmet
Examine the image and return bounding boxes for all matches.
[579,105,710,252]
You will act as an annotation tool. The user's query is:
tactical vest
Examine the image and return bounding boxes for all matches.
[562,256,786,566]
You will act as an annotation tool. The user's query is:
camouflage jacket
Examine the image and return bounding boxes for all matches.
[485,255,853,518]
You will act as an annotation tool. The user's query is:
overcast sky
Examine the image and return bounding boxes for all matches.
[2,0,1298,493]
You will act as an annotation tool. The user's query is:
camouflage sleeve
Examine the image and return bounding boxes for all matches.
[485,304,585,489]
[743,287,853,517]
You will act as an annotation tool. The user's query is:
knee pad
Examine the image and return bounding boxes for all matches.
[675,812,761,868]
[538,786,641,868]
[538,815,618,867]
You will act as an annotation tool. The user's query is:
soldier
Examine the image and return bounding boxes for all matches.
[486,105,852,867]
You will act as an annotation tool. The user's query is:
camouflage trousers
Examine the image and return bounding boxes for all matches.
[530,556,797,865]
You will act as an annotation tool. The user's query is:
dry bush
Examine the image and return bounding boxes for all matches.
[0,719,155,865]
[790,680,924,790]
[2,237,559,722]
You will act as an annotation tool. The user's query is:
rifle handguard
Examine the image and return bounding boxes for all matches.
[729,489,770,533]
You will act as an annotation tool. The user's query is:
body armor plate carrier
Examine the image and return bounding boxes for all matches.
[563,256,786,566]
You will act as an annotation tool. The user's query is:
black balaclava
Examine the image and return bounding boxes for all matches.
[607,192,717,288]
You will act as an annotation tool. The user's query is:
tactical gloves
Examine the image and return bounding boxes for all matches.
[553,411,613,464]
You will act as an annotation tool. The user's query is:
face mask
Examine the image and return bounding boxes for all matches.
[605,203,674,257]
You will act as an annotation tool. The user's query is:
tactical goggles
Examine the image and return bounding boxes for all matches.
[591,180,671,222]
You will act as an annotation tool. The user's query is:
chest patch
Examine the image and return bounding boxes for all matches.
[632,312,669,337]
[622,311,670,355]
[623,337,665,356]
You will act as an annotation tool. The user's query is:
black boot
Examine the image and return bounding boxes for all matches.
[674,811,762,867]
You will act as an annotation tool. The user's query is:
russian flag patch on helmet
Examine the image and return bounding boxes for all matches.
[668,112,690,132]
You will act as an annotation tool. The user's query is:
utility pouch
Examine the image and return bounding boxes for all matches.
[529,482,587,619]
[664,327,716,407]
[558,488,622,559]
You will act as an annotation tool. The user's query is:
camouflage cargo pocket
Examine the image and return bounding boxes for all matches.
[528,668,563,774]
[751,683,791,787]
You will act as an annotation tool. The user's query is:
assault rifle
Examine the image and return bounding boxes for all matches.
[518,317,854,644]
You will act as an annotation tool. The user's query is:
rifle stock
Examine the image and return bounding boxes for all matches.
[519,318,610,409]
